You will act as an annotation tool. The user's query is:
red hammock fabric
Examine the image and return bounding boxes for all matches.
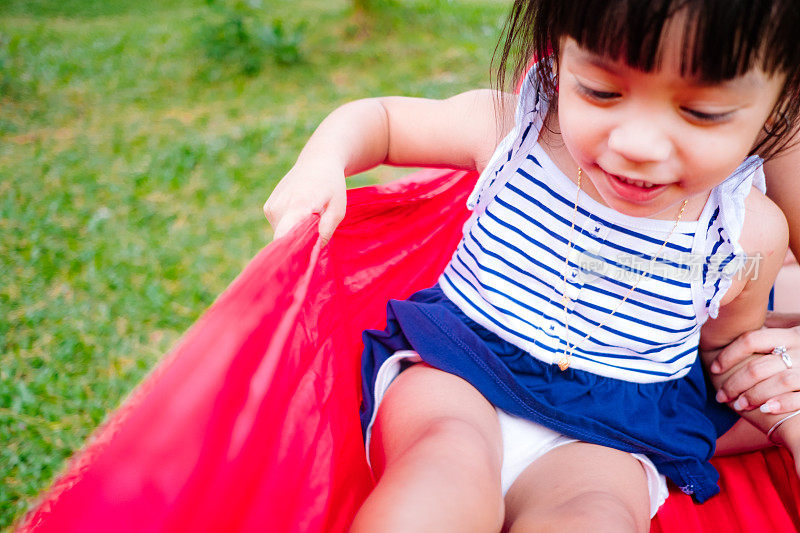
[18,168,800,532]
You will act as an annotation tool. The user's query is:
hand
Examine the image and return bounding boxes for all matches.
[263,162,347,246]
[710,312,800,414]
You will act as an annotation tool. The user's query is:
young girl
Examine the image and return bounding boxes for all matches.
[265,1,800,530]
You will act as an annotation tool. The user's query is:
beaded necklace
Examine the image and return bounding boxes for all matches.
[556,168,689,371]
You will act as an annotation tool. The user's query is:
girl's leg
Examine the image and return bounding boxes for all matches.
[351,364,505,533]
[503,442,651,533]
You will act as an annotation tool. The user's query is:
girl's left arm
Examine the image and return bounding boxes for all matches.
[699,189,794,444]
[711,144,800,393]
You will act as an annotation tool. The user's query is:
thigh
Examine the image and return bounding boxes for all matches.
[369,363,503,478]
[503,442,651,533]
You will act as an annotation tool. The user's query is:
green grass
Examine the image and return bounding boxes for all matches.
[0,0,507,528]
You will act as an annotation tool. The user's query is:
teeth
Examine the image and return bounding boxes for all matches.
[618,175,656,188]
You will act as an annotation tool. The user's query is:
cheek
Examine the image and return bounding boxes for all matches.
[678,130,757,186]
[556,98,606,163]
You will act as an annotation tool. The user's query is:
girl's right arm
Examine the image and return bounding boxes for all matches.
[263,90,517,244]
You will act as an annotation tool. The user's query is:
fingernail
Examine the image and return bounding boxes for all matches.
[716,390,728,403]
[710,361,721,373]
[760,400,779,414]
[733,397,749,411]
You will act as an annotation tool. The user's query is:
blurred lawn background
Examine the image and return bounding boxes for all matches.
[0,0,507,528]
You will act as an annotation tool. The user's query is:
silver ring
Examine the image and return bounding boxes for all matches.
[772,345,792,369]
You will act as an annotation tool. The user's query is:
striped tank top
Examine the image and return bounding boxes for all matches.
[438,67,765,384]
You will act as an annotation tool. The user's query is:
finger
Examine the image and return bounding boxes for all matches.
[712,328,793,374]
[272,211,307,241]
[734,366,800,411]
[317,193,346,245]
[717,353,788,404]
[309,198,329,214]
[759,390,800,415]
[263,198,280,224]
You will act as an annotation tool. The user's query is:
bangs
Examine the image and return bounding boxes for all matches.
[563,0,798,82]
[493,0,800,158]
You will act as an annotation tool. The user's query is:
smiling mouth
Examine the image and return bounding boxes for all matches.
[604,171,670,202]
[612,174,661,189]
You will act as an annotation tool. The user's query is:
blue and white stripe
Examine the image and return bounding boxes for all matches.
[440,66,761,384]
[439,135,752,383]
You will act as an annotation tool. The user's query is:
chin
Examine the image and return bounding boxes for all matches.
[595,188,670,218]
[605,200,660,218]
[591,173,679,218]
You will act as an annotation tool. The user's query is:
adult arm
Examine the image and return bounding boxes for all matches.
[764,143,800,258]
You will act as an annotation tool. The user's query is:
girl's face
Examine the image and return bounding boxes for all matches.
[554,32,785,219]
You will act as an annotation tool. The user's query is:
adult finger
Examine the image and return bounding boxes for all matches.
[717,351,792,404]
[728,365,800,412]
[758,390,800,415]
[711,328,796,374]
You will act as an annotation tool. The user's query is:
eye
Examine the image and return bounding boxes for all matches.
[575,83,621,101]
[680,107,733,123]
[575,83,622,102]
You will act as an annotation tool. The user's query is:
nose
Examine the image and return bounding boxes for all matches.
[607,119,672,163]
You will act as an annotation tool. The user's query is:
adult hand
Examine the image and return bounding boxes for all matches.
[710,312,800,414]
[263,163,347,246]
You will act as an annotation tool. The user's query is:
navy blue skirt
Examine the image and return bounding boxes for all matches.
[360,284,739,503]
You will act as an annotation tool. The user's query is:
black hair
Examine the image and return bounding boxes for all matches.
[493,0,800,159]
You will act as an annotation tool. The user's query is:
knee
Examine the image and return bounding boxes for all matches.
[408,418,505,529]
[510,491,646,533]
[413,417,502,472]
[566,492,644,532]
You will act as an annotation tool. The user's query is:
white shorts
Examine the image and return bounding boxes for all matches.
[365,351,669,519]
[496,408,668,518]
